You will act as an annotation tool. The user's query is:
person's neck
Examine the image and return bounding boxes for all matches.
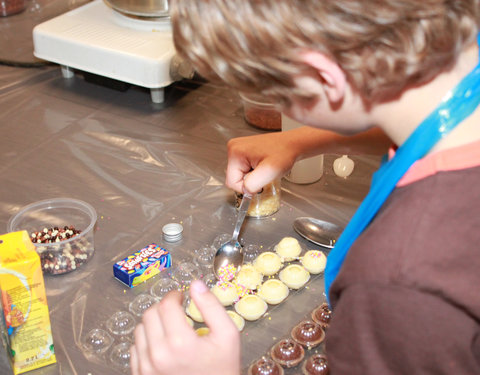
[373,41,480,154]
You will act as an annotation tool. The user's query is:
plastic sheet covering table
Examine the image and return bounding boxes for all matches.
[0,1,384,374]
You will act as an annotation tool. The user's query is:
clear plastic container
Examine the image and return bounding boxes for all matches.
[82,328,113,355]
[106,311,136,336]
[109,342,132,370]
[235,179,281,218]
[0,0,26,16]
[128,294,157,317]
[240,93,281,131]
[7,198,97,275]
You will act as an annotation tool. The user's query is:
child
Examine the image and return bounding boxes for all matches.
[130,1,480,374]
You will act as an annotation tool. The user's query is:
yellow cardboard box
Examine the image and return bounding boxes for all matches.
[0,231,56,374]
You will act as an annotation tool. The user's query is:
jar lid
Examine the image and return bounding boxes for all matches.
[162,223,183,242]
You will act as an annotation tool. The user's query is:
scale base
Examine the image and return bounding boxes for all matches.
[33,0,181,103]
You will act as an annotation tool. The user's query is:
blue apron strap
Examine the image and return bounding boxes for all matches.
[325,35,480,305]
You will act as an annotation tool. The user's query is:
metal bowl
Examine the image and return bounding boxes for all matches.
[104,0,169,18]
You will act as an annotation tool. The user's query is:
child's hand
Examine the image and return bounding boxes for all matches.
[226,127,391,194]
[130,280,241,375]
[226,132,299,194]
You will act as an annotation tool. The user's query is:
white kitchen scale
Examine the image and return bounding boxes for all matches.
[33,0,193,103]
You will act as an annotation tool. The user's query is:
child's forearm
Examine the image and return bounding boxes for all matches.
[285,126,391,160]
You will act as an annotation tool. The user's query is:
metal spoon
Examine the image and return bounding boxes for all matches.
[213,193,252,279]
[293,217,343,249]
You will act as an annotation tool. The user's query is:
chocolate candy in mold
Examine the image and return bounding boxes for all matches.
[302,354,329,375]
[83,328,114,354]
[291,320,325,349]
[0,0,27,17]
[106,311,136,336]
[109,342,132,369]
[129,294,157,317]
[248,356,284,375]
[311,303,331,329]
[270,338,305,368]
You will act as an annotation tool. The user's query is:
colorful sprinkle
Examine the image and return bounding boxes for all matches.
[217,264,237,281]
[216,281,235,291]
[234,283,250,298]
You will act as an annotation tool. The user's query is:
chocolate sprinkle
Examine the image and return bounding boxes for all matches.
[30,226,92,275]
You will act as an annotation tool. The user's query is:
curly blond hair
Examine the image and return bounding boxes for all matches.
[171,0,479,105]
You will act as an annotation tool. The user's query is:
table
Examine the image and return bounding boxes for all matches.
[0,2,383,373]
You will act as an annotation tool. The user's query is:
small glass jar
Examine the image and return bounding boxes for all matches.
[235,179,281,218]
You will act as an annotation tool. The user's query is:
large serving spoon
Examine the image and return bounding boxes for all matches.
[213,193,252,279]
[293,217,343,249]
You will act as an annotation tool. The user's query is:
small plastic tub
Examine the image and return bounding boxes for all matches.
[240,93,281,131]
[235,179,281,218]
[7,198,97,275]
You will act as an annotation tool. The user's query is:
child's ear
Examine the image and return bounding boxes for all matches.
[300,51,346,103]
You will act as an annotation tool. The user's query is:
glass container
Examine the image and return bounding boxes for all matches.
[235,179,281,218]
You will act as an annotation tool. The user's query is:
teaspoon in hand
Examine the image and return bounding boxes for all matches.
[213,193,252,280]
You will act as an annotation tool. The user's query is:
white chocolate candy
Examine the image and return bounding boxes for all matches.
[279,264,310,289]
[333,155,355,178]
[235,264,263,290]
[195,327,210,336]
[274,236,302,261]
[227,310,246,331]
[234,294,268,321]
[301,250,327,274]
[253,251,282,276]
[257,279,289,305]
[211,281,239,306]
[186,299,204,323]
